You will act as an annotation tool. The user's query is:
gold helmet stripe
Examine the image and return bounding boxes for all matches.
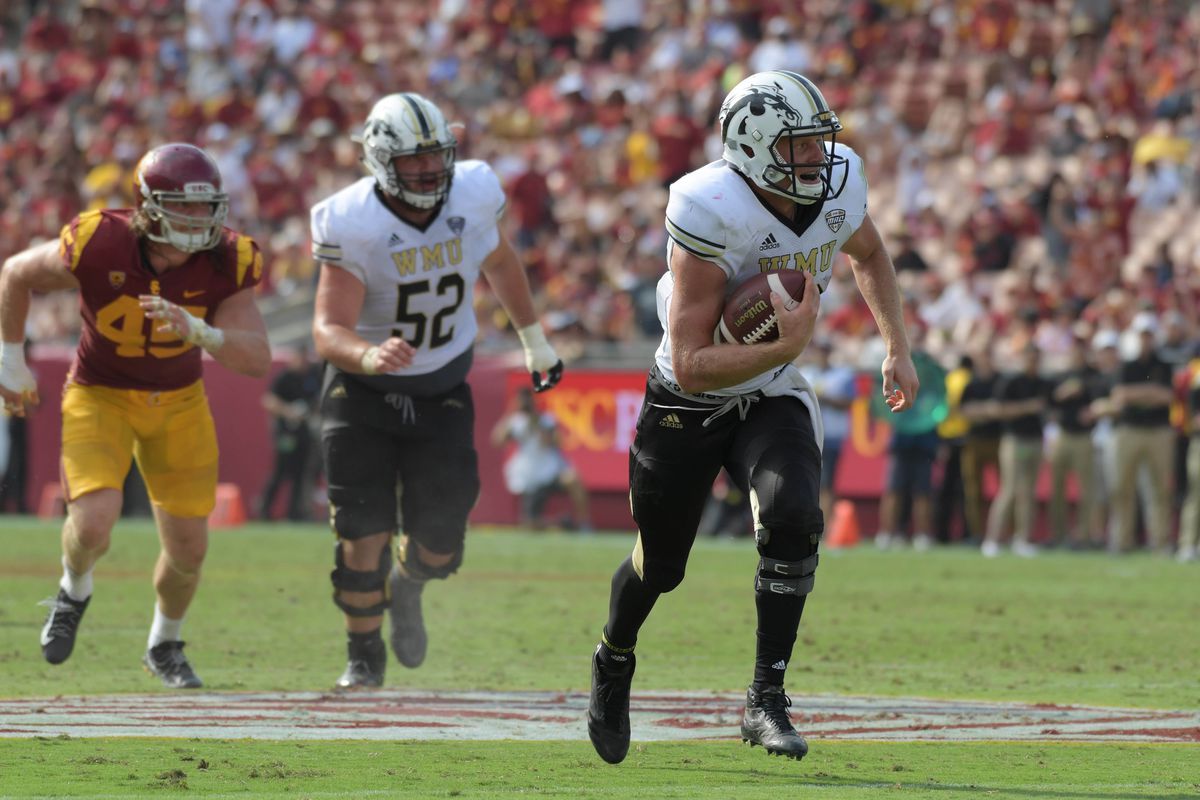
[770,71,818,116]
[401,93,434,145]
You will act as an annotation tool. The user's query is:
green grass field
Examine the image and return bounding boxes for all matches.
[0,519,1197,798]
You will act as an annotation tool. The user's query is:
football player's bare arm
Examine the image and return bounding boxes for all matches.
[0,240,80,343]
[842,214,918,412]
[0,241,78,414]
[136,287,270,378]
[312,262,414,375]
[482,233,562,392]
[669,248,817,395]
[205,288,271,377]
[480,233,539,329]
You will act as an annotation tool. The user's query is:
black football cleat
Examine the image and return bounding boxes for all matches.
[142,641,204,689]
[335,635,386,690]
[587,644,636,764]
[388,568,427,668]
[741,684,808,760]
[40,589,90,665]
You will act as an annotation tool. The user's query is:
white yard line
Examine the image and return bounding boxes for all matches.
[0,691,1194,742]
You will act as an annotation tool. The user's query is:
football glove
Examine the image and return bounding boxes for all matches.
[516,323,563,393]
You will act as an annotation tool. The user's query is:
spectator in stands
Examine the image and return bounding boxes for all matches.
[6,0,1200,549]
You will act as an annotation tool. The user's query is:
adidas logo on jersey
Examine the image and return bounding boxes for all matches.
[658,413,684,429]
[759,233,780,251]
[388,232,404,247]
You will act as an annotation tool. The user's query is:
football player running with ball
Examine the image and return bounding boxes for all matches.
[312,93,563,689]
[587,71,918,763]
[0,143,270,688]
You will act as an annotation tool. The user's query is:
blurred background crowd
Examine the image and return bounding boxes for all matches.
[2,0,1200,557]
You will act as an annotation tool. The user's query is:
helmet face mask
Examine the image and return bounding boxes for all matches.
[135,143,229,253]
[719,71,849,205]
[358,93,457,210]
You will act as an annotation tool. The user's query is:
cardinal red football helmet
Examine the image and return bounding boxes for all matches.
[134,143,229,253]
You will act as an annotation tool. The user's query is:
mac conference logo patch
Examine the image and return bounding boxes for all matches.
[824,209,845,233]
[448,216,465,236]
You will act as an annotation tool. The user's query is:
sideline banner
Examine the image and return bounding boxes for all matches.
[501,369,893,496]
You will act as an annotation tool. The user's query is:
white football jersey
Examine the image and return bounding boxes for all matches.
[310,160,506,376]
[655,143,869,395]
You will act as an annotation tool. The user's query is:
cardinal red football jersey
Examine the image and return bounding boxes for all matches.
[58,209,263,391]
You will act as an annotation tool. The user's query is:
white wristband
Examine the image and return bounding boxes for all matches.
[0,341,26,371]
[181,310,225,353]
[516,323,558,372]
[0,339,36,397]
[360,346,380,375]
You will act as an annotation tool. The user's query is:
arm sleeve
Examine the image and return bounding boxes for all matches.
[310,203,366,284]
[664,190,734,278]
[58,210,106,274]
[233,234,265,290]
[840,145,870,236]
[472,162,506,254]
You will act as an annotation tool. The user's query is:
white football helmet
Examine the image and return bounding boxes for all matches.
[719,70,849,205]
[357,93,457,209]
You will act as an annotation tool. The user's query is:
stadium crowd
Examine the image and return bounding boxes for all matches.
[3,0,1200,557]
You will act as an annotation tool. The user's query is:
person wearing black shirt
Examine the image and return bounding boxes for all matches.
[959,347,1003,544]
[982,345,1048,557]
[1177,372,1200,562]
[1046,337,1101,548]
[1109,317,1176,553]
[259,346,322,521]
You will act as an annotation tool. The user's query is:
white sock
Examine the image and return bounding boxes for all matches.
[148,605,184,649]
[59,557,93,602]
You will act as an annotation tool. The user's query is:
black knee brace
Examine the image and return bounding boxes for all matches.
[754,508,823,596]
[398,537,463,581]
[330,540,392,616]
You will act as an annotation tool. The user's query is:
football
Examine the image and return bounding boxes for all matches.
[715,270,808,345]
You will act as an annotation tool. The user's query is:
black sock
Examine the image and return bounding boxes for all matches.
[596,628,636,672]
[752,594,806,690]
[348,628,384,658]
[604,556,660,650]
